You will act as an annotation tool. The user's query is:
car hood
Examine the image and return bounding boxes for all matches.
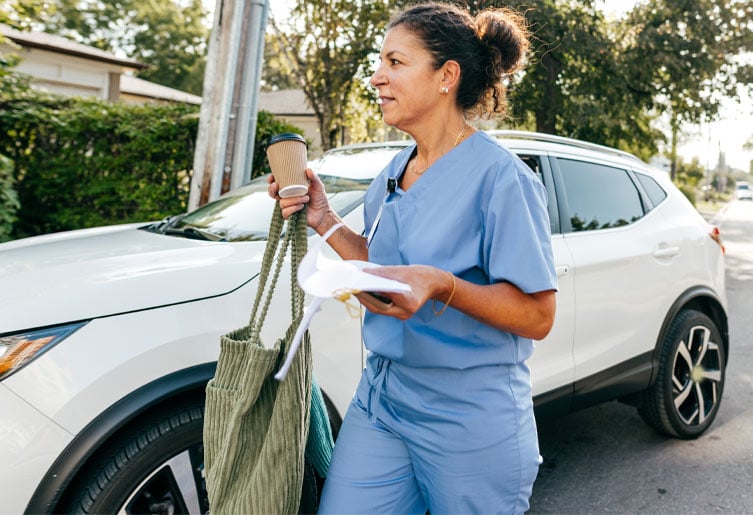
[0,224,268,333]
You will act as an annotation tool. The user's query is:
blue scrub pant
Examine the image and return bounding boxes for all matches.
[318,355,541,514]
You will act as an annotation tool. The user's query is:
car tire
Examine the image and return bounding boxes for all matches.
[638,309,726,439]
[65,398,320,514]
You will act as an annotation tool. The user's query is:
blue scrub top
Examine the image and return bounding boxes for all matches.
[362,131,557,369]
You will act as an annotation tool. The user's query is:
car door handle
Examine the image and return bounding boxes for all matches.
[556,265,570,277]
[653,245,680,258]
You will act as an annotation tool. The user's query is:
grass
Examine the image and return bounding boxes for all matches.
[694,193,729,221]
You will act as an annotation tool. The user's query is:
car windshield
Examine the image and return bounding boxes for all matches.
[157,144,405,242]
[737,184,749,190]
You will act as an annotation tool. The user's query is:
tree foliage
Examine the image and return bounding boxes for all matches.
[622,0,753,177]
[1,0,209,95]
[268,0,396,150]
[460,1,661,159]
[261,31,299,92]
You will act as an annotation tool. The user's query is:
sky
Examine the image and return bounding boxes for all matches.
[205,0,752,172]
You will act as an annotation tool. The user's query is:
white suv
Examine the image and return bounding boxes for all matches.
[0,131,727,514]
[735,181,752,201]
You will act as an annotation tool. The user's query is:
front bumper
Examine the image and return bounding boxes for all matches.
[0,384,72,514]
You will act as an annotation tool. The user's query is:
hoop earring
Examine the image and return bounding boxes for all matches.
[441,86,449,94]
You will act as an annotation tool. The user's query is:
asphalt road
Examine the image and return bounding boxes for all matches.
[528,200,753,514]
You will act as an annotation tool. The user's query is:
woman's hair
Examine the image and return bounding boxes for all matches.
[386,2,530,118]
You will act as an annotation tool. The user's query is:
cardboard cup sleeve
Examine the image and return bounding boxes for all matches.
[266,133,309,198]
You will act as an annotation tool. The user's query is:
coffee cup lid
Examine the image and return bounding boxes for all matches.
[267,132,307,147]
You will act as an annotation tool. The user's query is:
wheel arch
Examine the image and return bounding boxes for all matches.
[650,286,729,385]
[26,363,217,514]
[27,362,343,514]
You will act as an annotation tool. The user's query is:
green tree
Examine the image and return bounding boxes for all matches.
[0,0,54,30]
[2,0,209,95]
[473,1,660,159]
[128,0,208,96]
[744,136,753,174]
[623,0,753,179]
[268,0,395,150]
[261,31,299,91]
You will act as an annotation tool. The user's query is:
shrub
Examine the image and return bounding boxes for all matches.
[0,153,19,242]
[252,110,308,179]
[0,92,198,238]
[676,182,696,206]
[0,88,302,239]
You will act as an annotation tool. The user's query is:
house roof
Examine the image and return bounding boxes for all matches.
[258,89,314,116]
[0,23,145,70]
[120,75,202,105]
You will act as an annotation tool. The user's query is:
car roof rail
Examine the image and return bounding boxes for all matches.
[329,140,411,152]
[486,130,645,164]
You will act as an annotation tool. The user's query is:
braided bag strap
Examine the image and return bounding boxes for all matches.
[247,204,307,341]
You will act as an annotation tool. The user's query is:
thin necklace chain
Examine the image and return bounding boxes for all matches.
[412,124,469,175]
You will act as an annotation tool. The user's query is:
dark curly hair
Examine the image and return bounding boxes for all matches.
[386,2,530,118]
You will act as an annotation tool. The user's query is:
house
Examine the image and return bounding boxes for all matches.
[1,25,324,151]
[0,23,200,105]
[120,75,201,105]
[258,88,321,155]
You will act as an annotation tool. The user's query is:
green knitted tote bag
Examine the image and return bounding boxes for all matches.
[203,205,332,514]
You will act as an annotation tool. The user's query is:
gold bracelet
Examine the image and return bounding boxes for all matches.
[432,271,457,316]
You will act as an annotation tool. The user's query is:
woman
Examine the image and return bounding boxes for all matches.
[269,3,557,513]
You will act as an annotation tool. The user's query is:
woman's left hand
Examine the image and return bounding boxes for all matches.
[355,265,450,320]
[355,264,557,340]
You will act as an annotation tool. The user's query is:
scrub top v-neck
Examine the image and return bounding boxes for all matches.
[361,131,557,369]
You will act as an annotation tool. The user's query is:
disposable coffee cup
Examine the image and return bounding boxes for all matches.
[266,133,309,198]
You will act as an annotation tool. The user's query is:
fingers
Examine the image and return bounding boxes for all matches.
[356,291,394,308]
[267,169,315,198]
[279,197,308,218]
[267,173,280,199]
[268,171,312,219]
[355,292,407,319]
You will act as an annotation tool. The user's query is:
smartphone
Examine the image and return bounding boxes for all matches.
[364,291,393,306]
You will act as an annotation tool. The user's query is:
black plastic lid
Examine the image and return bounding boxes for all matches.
[267,132,307,147]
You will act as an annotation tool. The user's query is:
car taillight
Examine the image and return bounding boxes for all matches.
[709,226,725,254]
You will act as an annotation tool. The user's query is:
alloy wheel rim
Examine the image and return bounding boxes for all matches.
[117,444,206,514]
[671,324,723,427]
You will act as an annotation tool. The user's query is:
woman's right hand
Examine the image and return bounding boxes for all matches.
[268,167,331,230]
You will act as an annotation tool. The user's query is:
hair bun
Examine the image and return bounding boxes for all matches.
[475,8,529,74]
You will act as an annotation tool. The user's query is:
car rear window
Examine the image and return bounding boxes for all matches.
[557,158,645,232]
[634,172,667,206]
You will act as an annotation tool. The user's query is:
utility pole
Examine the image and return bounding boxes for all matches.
[189,0,270,210]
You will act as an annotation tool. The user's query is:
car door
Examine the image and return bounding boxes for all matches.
[515,153,576,403]
[551,156,674,406]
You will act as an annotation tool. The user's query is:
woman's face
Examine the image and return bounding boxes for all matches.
[370,25,443,131]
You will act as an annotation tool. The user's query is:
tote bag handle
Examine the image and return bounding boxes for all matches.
[246,203,307,343]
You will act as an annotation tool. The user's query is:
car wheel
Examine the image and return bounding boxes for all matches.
[638,309,726,439]
[65,399,320,514]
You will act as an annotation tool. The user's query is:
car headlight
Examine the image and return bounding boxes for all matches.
[0,322,87,381]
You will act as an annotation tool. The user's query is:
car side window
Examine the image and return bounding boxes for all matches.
[517,154,560,235]
[519,155,542,180]
[557,158,644,232]
[634,172,667,206]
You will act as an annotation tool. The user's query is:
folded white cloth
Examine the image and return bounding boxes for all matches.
[275,223,411,380]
